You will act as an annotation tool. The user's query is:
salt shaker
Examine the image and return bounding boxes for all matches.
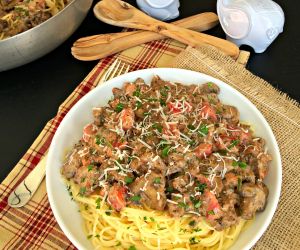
[217,0,285,53]
[136,0,180,21]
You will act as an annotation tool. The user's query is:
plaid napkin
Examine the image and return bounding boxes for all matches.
[0,39,186,249]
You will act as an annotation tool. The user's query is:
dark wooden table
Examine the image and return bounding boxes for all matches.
[0,0,298,182]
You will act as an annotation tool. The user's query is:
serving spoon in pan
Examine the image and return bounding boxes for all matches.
[93,0,239,59]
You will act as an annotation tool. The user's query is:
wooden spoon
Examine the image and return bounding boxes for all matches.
[72,12,219,61]
[93,0,239,59]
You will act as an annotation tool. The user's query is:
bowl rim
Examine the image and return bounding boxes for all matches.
[46,68,282,250]
[0,0,78,44]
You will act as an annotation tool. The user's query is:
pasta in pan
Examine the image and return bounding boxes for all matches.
[0,0,71,40]
[62,76,271,249]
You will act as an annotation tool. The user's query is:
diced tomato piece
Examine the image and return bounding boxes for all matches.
[109,98,120,109]
[240,131,251,143]
[204,190,221,220]
[167,102,181,113]
[196,174,210,186]
[167,101,192,114]
[228,125,251,144]
[194,143,213,159]
[163,122,180,138]
[108,184,127,211]
[120,108,135,130]
[124,83,137,96]
[82,123,98,142]
[113,141,128,149]
[216,135,236,149]
[81,158,91,166]
[216,137,226,150]
[200,102,217,121]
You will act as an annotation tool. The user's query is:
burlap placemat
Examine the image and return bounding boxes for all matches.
[173,46,300,250]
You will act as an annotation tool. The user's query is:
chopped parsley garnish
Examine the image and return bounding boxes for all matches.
[160,98,166,106]
[147,98,158,102]
[133,88,141,97]
[116,241,121,246]
[216,108,222,114]
[166,186,174,193]
[194,200,202,208]
[95,197,101,209]
[79,187,86,197]
[193,228,202,232]
[195,181,207,193]
[207,210,215,215]
[95,135,106,145]
[228,139,240,149]
[14,7,29,16]
[161,145,171,157]
[217,149,227,155]
[115,103,124,113]
[105,211,111,216]
[237,178,242,191]
[189,237,199,244]
[67,185,73,199]
[150,217,155,222]
[135,101,142,109]
[187,124,196,130]
[131,195,141,202]
[198,124,209,136]
[232,161,247,169]
[153,177,161,184]
[189,220,196,227]
[87,165,93,172]
[95,234,100,238]
[152,123,163,133]
[178,202,188,209]
[158,139,168,149]
[128,245,137,250]
[188,140,196,146]
[125,176,134,184]
[238,161,247,169]
[80,177,86,183]
[87,234,93,239]
[160,86,169,97]
[207,82,214,88]
[143,112,151,116]
[143,216,147,221]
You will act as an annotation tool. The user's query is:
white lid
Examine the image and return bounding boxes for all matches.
[219,8,250,39]
[145,0,175,8]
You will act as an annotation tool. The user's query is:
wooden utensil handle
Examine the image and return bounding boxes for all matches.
[159,22,239,58]
[72,12,219,61]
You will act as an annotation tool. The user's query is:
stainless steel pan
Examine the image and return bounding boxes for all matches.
[0,0,93,72]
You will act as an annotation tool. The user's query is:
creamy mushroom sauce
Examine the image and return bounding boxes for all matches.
[61,76,271,230]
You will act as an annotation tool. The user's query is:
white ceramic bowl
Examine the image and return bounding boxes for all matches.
[46,68,281,250]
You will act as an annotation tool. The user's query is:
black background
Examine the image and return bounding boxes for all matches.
[0,0,298,182]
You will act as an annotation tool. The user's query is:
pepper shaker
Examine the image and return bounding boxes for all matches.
[136,0,180,21]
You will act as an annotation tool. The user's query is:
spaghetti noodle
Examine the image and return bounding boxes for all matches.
[68,180,248,250]
[0,0,71,40]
